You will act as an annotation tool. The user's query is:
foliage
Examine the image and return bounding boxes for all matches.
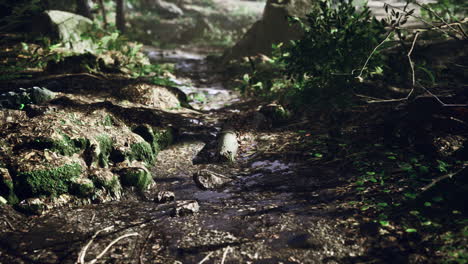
[281,0,387,106]
[420,0,468,22]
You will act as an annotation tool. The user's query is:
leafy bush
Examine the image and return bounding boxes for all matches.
[281,0,387,106]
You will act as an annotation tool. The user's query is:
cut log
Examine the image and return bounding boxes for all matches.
[217,129,238,162]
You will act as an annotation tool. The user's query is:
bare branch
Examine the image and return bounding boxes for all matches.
[421,165,467,192]
[198,252,214,264]
[88,232,140,264]
[357,31,393,81]
[77,226,114,264]
[220,246,232,264]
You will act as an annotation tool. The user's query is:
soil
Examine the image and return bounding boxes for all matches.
[0,47,443,264]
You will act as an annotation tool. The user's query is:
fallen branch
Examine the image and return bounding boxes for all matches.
[220,246,232,264]
[139,230,154,264]
[421,165,467,192]
[198,252,214,264]
[3,217,15,231]
[77,226,114,264]
[88,232,139,264]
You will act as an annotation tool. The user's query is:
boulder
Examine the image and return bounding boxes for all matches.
[0,87,56,109]
[31,10,96,53]
[193,169,232,189]
[222,0,316,62]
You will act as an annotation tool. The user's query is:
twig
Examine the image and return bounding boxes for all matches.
[139,230,154,264]
[357,31,393,81]
[3,217,15,231]
[220,246,232,264]
[356,32,419,103]
[421,165,467,192]
[90,213,96,223]
[198,252,214,264]
[417,83,468,107]
[384,3,460,39]
[88,232,140,264]
[77,226,114,264]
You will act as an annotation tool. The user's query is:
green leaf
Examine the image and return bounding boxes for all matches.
[405,228,417,233]
[379,220,390,226]
[387,156,397,160]
[424,202,432,207]
[314,153,323,158]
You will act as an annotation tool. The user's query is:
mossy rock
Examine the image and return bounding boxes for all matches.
[95,134,113,168]
[132,125,174,154]
[259,103,291,125]
[0,167,19,204]
[119,167,154,191]
[89,169,122,198]
[16,198,46,215]
[27,135,88,157]
[70,178,95,197]
[15,163,83,198]
[127,142,156,166]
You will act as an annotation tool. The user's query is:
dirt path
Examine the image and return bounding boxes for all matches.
[0,50,375,264]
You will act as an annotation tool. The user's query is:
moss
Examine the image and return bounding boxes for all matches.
[70,178,95,197]
[16,163,82,197]
[119,167,153,191]
[132,125,174,154]
[102,114,115,126]
[153,127,174,151]
[90,173,122,196]
[127,142,155,166]
[96,135,113,168]
[43,134,89,156]
[3,180,19,204]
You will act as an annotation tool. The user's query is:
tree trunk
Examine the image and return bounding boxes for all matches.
[76,0,93,19]
[116,0,126,33]
[97,0,108,28]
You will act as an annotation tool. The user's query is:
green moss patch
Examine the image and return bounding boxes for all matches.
[127,142,156,166]
[119,167,154,191]
[70,178,95,197]
[96,135,113,168]
[16,163,82,197]
[132,125,174,154]
[90,171,122,197]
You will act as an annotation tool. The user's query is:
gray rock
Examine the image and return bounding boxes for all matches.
[30,87,56,105]
[171,200,199,216]
[31,10,96,53]
[193,169,232,189]
[155,191,175,203]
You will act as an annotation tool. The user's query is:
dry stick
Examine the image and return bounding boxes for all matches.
[139,230,154,264]
[198,252,214,264]
[421,165,467,192]
[358,32,420,104]
[357,31,394,81]
[417,83,468,107]
[77,226,115,264]
[220,246,232,264]
[88,232,140,264]
[3,217,15,231]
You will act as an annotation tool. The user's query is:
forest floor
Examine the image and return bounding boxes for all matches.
[0,44,466,264]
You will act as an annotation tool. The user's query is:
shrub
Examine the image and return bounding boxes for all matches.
[281,0,387,106]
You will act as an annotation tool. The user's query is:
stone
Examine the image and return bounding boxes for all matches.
[30,87,56,105]
[171,200,199,217]
[259,103,290,126]
[31,10,96,53]
[193,169,232,190]
[222,0,316,62]
[155,191,175,203]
